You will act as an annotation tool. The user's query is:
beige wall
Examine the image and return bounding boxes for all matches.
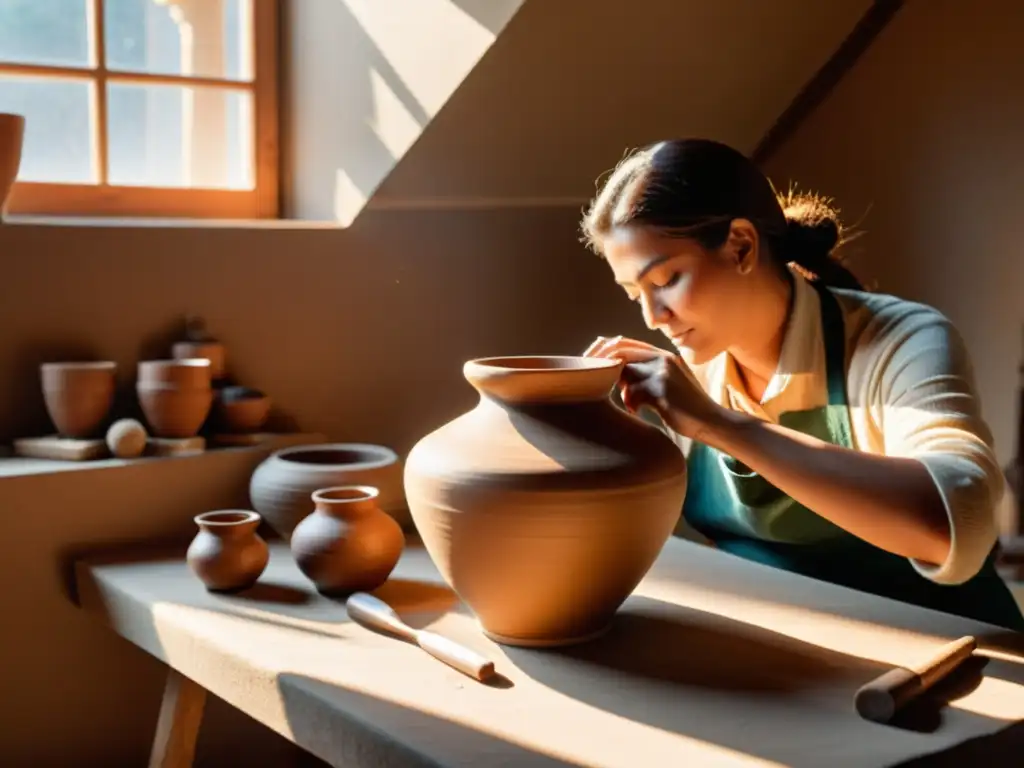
[764,0,1024,465]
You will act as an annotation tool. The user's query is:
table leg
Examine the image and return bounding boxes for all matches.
[148,667,207,768]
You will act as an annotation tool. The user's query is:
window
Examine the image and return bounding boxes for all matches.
[0,0,278,219]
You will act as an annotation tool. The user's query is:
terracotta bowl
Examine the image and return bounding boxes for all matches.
[40,361,116,438]
[249,443,408,538]
[137,386,213,439]
[217,395,271,433]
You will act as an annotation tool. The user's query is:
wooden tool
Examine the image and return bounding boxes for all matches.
[854,635,977,723]
[345,592,496,682]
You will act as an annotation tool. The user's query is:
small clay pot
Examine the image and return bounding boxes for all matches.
[172,340,226,381]
[137,359,213,438]
[187,510,269,592]
[290,486,405,595]
[216,386,271,433]
[40,361,116,438]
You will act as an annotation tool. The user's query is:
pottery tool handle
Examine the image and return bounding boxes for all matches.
[345,592,410,639]
[346,592,496,682]
[854,635,977,723]
[416,631,496,682]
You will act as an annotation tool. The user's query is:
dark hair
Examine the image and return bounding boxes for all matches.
[580,138,863,290]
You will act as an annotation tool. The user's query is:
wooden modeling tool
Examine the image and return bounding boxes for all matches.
[854,635,977,723]
[346,592,496,682]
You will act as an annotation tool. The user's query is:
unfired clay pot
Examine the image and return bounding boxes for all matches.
[0,113,25,219]
[404,355,688,647]
[137,359,213,438]
[41,361,116,438]
[290,486,405,595]
[186,510,270,592]
[249,443,408,539]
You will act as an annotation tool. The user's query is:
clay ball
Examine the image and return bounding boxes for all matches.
[106,418,148,458]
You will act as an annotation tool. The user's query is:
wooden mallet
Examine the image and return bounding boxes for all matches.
[854,635,977,723]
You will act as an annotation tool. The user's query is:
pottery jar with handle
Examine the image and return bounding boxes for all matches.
[136,358,213,438]
[41,361,117,439]
[186,510,270,592]
[290,485,405,595]
[403,355,688,648]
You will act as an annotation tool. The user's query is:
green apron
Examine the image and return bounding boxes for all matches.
[681,281,1024,631]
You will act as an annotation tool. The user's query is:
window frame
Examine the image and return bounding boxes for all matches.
[1,0,279,220]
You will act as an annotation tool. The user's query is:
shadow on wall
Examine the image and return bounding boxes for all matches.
[448,0,516,34]
[283,0,428,216]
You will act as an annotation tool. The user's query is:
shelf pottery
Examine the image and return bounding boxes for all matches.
[136,359,213,438]
[41,361,117,439]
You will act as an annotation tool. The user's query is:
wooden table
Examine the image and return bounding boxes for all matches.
[75,537,1024,767]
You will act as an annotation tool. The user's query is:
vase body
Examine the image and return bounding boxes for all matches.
[404,355,688,647]
[249,443,407,538]
[0,113,25,219]
[137,359,213,438]
[290,486,405,595]
[41,361,116,438]
[187,510,269,592]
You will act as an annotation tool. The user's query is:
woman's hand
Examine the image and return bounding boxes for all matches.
[582,336,725,441]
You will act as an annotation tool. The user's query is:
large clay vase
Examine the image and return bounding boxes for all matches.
[0,113,25,220]
[404,355,688,647]
[249,443,407,539]
[41,361,117,438]
[137,359,213,438]
[290,486,405,595]
[186,510,269,592]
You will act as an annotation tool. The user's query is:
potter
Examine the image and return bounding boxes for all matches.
[581,138,1023,630]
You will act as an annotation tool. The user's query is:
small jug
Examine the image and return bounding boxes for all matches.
[290,486,404,595]
[187,510,269,592]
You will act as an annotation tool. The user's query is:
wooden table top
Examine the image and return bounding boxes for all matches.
[75,536,1024,767]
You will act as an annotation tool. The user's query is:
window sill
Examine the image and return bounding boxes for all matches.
[1,214,344,230]
[0,432,325,480]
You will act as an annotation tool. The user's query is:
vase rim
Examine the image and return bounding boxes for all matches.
[140,358,211,368]
[312,485,380,504]
[41,361,116,371]
[467,355,621,372]
[272,442,397,469]
[194,510,261,527]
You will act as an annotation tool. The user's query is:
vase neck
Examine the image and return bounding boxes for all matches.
[464,356,622,405]
[196,511,260,537]
[312,486,381,518]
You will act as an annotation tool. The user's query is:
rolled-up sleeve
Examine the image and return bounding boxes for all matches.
[877,309,1005,584]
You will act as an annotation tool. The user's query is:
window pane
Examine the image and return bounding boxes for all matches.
[0,0,90,68]
[0,75,94,182]
[105,0,252,81]
[107,82,252,189]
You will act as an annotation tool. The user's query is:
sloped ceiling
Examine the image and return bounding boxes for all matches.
[286,0,872,221]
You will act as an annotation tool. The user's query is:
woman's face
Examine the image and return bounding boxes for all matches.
[601,223,763,365]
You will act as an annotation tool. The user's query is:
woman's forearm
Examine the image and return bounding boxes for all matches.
[699,410,952,564]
